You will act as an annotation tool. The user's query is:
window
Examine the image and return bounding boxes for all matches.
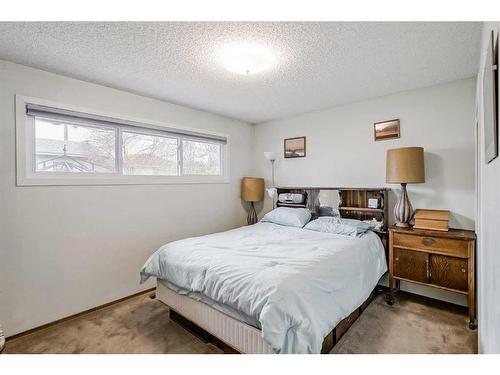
[122,131,178,176]
[35,119,116,173]
[182,139,222,176]
[16,96,229,185]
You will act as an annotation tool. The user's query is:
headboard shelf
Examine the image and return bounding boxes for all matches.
[339,207,384,213]
[278,203,307,208]
[276,187,387,191]
[276,186,390,251]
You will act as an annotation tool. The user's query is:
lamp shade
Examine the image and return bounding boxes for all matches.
[263,151,277,161]
[241,177,265,202]
[386,147,425,184]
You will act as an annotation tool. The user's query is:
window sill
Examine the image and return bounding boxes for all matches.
[16,174,230,186]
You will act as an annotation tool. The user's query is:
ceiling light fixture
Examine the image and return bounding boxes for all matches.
[220,42,276,76]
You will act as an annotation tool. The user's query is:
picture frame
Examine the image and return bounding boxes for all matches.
[284,136,306,158]
[483,30,498,164]
[373,119,400,141]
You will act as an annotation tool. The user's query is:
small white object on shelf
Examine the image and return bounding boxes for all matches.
[368,198,379,209]
[278,193,305,204]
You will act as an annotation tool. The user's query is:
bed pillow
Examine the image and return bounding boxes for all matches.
[260,207,312,228]
[304,216,371,237]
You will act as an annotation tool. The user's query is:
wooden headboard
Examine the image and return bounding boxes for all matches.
[276,187,389,249]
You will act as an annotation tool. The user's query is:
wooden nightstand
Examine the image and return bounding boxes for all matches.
[387,225,477,329]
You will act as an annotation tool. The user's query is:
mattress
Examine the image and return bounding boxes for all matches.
[141,222,387,353]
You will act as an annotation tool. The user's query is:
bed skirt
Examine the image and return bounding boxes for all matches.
[156,280,274,354]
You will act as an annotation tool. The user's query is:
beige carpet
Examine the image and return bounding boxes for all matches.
[4,291,477,354]
[5,293,221,354]
[332,293,477,354]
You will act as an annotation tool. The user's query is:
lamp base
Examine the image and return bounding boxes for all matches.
[395,221,411,228]
[247,202,258,225]
[394,183,413,227]
[0,325,4,353]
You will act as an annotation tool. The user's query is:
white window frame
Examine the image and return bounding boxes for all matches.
[15,95,230,186]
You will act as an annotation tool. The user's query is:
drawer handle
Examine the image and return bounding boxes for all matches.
[395,258,399,261]
[422,237,436,246]
[462,268,466,273]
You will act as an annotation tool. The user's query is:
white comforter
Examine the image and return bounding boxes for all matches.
[140,222,387,353]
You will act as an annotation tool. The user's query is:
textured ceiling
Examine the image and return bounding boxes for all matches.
[0,22,481,123]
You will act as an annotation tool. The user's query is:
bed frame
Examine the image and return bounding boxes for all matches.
[156,281,379,354]
[157,282,272,353]
[156,187,389,354]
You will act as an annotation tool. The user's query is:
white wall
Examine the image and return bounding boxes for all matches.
[475,22,500,354]
[253,78,477,306]
[0,59,482,339]
[0,60,253,337]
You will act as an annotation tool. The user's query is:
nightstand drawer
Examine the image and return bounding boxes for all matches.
[429,255,468,292]
[393,232,468,257]
[393,248,428,283]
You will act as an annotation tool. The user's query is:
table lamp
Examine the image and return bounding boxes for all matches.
[241,177,265,225]
[386,147,425,227]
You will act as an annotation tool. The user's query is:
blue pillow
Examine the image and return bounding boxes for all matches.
[260,207,312,228]
[304,216,371,237]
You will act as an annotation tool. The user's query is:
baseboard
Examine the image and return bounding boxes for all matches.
[377,285,468,313]
[6,287,156,341]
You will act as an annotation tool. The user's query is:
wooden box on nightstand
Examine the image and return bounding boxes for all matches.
[387,225,477,329]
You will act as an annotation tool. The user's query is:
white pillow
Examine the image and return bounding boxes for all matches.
[304,216,371,237]
[260,207,312,228]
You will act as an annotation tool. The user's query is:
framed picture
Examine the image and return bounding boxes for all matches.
[284,136,306,158]
[374,119,400,141]
[483,30,498,164]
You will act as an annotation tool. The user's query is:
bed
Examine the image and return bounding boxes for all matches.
[140,187,389,354]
